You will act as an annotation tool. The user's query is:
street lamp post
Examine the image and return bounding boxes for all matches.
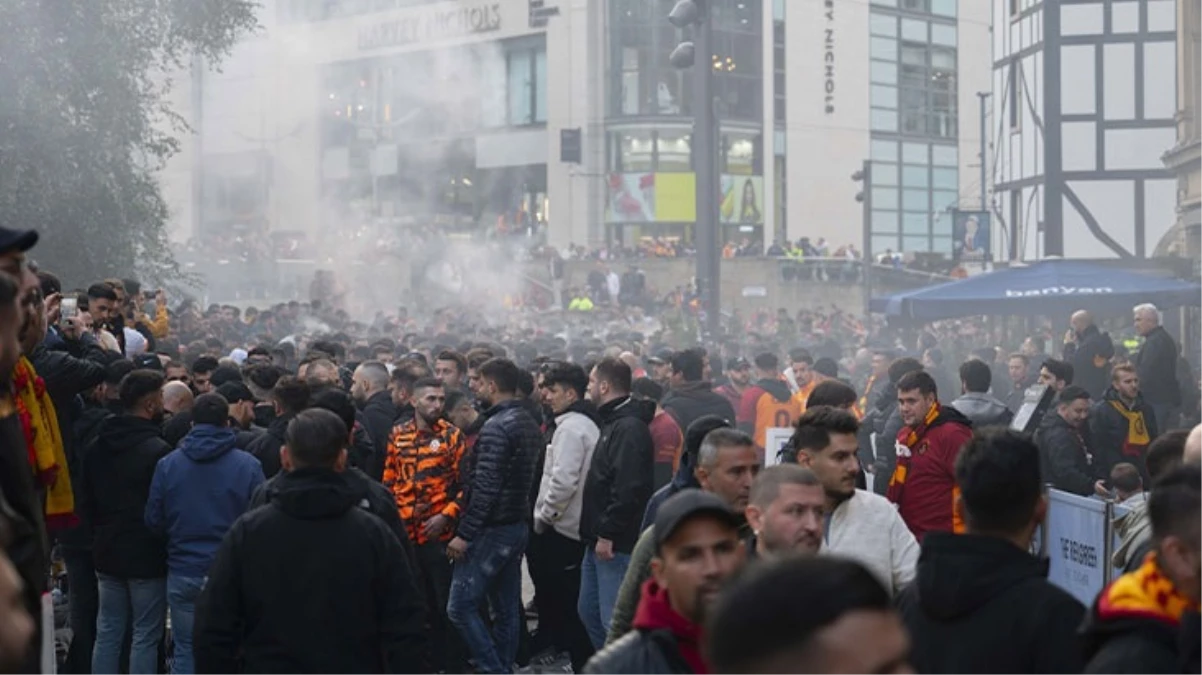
[670,0,721,340]
[853,161,873,314]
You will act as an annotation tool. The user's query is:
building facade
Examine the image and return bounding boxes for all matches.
[160,0,992,258]
[1159,0,1200,261]
[991,0,1180,261]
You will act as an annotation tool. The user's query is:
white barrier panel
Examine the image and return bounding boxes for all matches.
[764,427,793,467]
[1045,489,1112,606]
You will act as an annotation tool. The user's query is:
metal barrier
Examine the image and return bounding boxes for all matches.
[1041,488,1122,606]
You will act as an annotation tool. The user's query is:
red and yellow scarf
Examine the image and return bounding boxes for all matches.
[11,357,75,529]
[1099,553,1199,625]
[888,402,964,532]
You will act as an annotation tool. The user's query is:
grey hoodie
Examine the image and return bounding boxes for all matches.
[951,392,1014,428]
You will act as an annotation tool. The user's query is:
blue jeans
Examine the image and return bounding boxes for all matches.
[576,548,631,649]
[166,575,205,674]
[93,574,166,675]
[446,522,528,674]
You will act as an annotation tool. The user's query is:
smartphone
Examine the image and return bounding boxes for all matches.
[60,297,77,320]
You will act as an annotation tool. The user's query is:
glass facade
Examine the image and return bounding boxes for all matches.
[318,36,548,224]
[868,2,959,253]
[604,0,765,244]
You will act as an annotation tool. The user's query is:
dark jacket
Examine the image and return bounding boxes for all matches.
[1065,325,1116,399]
[62,400,121,551]
[79,415,170,579]
[456,398,542,542]
[584,580,703,674]
[144,425,265,577]
[358,391,397,482]
[951,392,1014,428]
[245,413,291,479]
[1090,386,1158,484]
[580,396,656,553]
[248,466,418,570]
[194,468,426,674]
[896,533,1085,673]
[162,408,193,448]
[1080,562,1201,674]
[661,381,735,439]
[1134,326,1181,407]
[31,334,108,477]
[0,413,48,665]
[1036,412,1105,496]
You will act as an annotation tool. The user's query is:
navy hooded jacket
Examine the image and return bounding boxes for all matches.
[145,424,265,577]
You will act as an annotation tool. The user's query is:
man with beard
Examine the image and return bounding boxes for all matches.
[608,428,758,643]
[887,371,973,542]
[713,358,750,412]
[79,369,172,674]
[585,490,747,674]
[0,243,48,674]
[744,464,826,558]
[531,362,600,671]
[1091,364,1159,484]
[793,407,917,595]
[579,357,655,648]
[1036,386,1107,497]
[897,428,1085,673]
[383,377,467,673]
[352,361,396,481]
[446,359,542,674]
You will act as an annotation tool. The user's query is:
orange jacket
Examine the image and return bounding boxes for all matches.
[383,418,466,544]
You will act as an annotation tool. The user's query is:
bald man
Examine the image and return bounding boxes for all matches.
[162,381,196,447]
[1063,310,1114,399]
[352,361,396,481]
[1185,425,1201,466]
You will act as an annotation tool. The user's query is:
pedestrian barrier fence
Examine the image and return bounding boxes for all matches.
[1040,488,1123,606]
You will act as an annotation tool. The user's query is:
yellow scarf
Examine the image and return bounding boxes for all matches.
[1108,400,1151,446]
[1099,553,1199,624]
[12,357,74,528]
[858,374,877,411]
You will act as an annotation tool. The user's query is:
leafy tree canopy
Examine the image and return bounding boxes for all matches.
[0,0,258,288]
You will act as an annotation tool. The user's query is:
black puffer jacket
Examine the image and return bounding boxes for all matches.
[79,415,170,579]
[580,396,656,554]
[456,399,542,542]
[1036,413,1104,496]
[661,381,735,438]
[1090,387,1158,483]
[358,391,397,481]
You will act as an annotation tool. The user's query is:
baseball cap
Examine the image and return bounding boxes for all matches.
[0,227,38,256]
[647,348,674,366]
[216,381,255,404]
[132,353,163,371]
[726,357,751,371]
[653,489,742,554]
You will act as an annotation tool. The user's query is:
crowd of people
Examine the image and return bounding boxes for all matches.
[0,222,1199,674]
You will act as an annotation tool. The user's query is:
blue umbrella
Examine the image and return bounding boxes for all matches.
[870,259,1201,320]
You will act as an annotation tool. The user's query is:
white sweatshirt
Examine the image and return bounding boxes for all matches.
[821,488,919,595]
[534,410,600,541]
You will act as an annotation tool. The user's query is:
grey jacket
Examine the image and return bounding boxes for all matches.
[1111,492,1151,572]
[951,392,1014,428]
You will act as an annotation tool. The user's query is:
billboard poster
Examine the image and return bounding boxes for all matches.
[952,209,991,262]
[721,175,765,224]
[606,173,655,222]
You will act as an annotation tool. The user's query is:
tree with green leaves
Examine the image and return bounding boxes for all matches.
[0,0,257,287]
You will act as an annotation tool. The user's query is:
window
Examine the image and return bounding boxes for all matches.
[932,167,958,188]
[872,162,900,185]
[656,131,692,171]
[898,42,958,138]
[903,142,928,164]
[1008,66,1020,129]
[903,188,929,211]
[872,85,898,109]
[871,61,898,84]
[902,212,929,234]
[932,145,958,166]
[871,140,899,161]
[931,0,956,17]
[932,190,958,211]
[901,18,927,41]
[774,19,786,122]
[871,37,898,60]
[871,108,899,132]
[902,165,930,187]
[902,235,930,252]
[901,0,929,12]
[506,43,547,126]
[931,23,957,46]
[870,14,897,37]
[872,210,899,232]
[618,131,654,172]
[873,187,900,209]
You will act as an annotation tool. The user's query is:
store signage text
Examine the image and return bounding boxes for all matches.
[824,0,835,114]
[358,3,503,51]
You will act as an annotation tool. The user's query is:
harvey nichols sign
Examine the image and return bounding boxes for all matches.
[358,3,502,51]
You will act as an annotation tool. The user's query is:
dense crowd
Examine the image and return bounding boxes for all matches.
[0,223,1199,675]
